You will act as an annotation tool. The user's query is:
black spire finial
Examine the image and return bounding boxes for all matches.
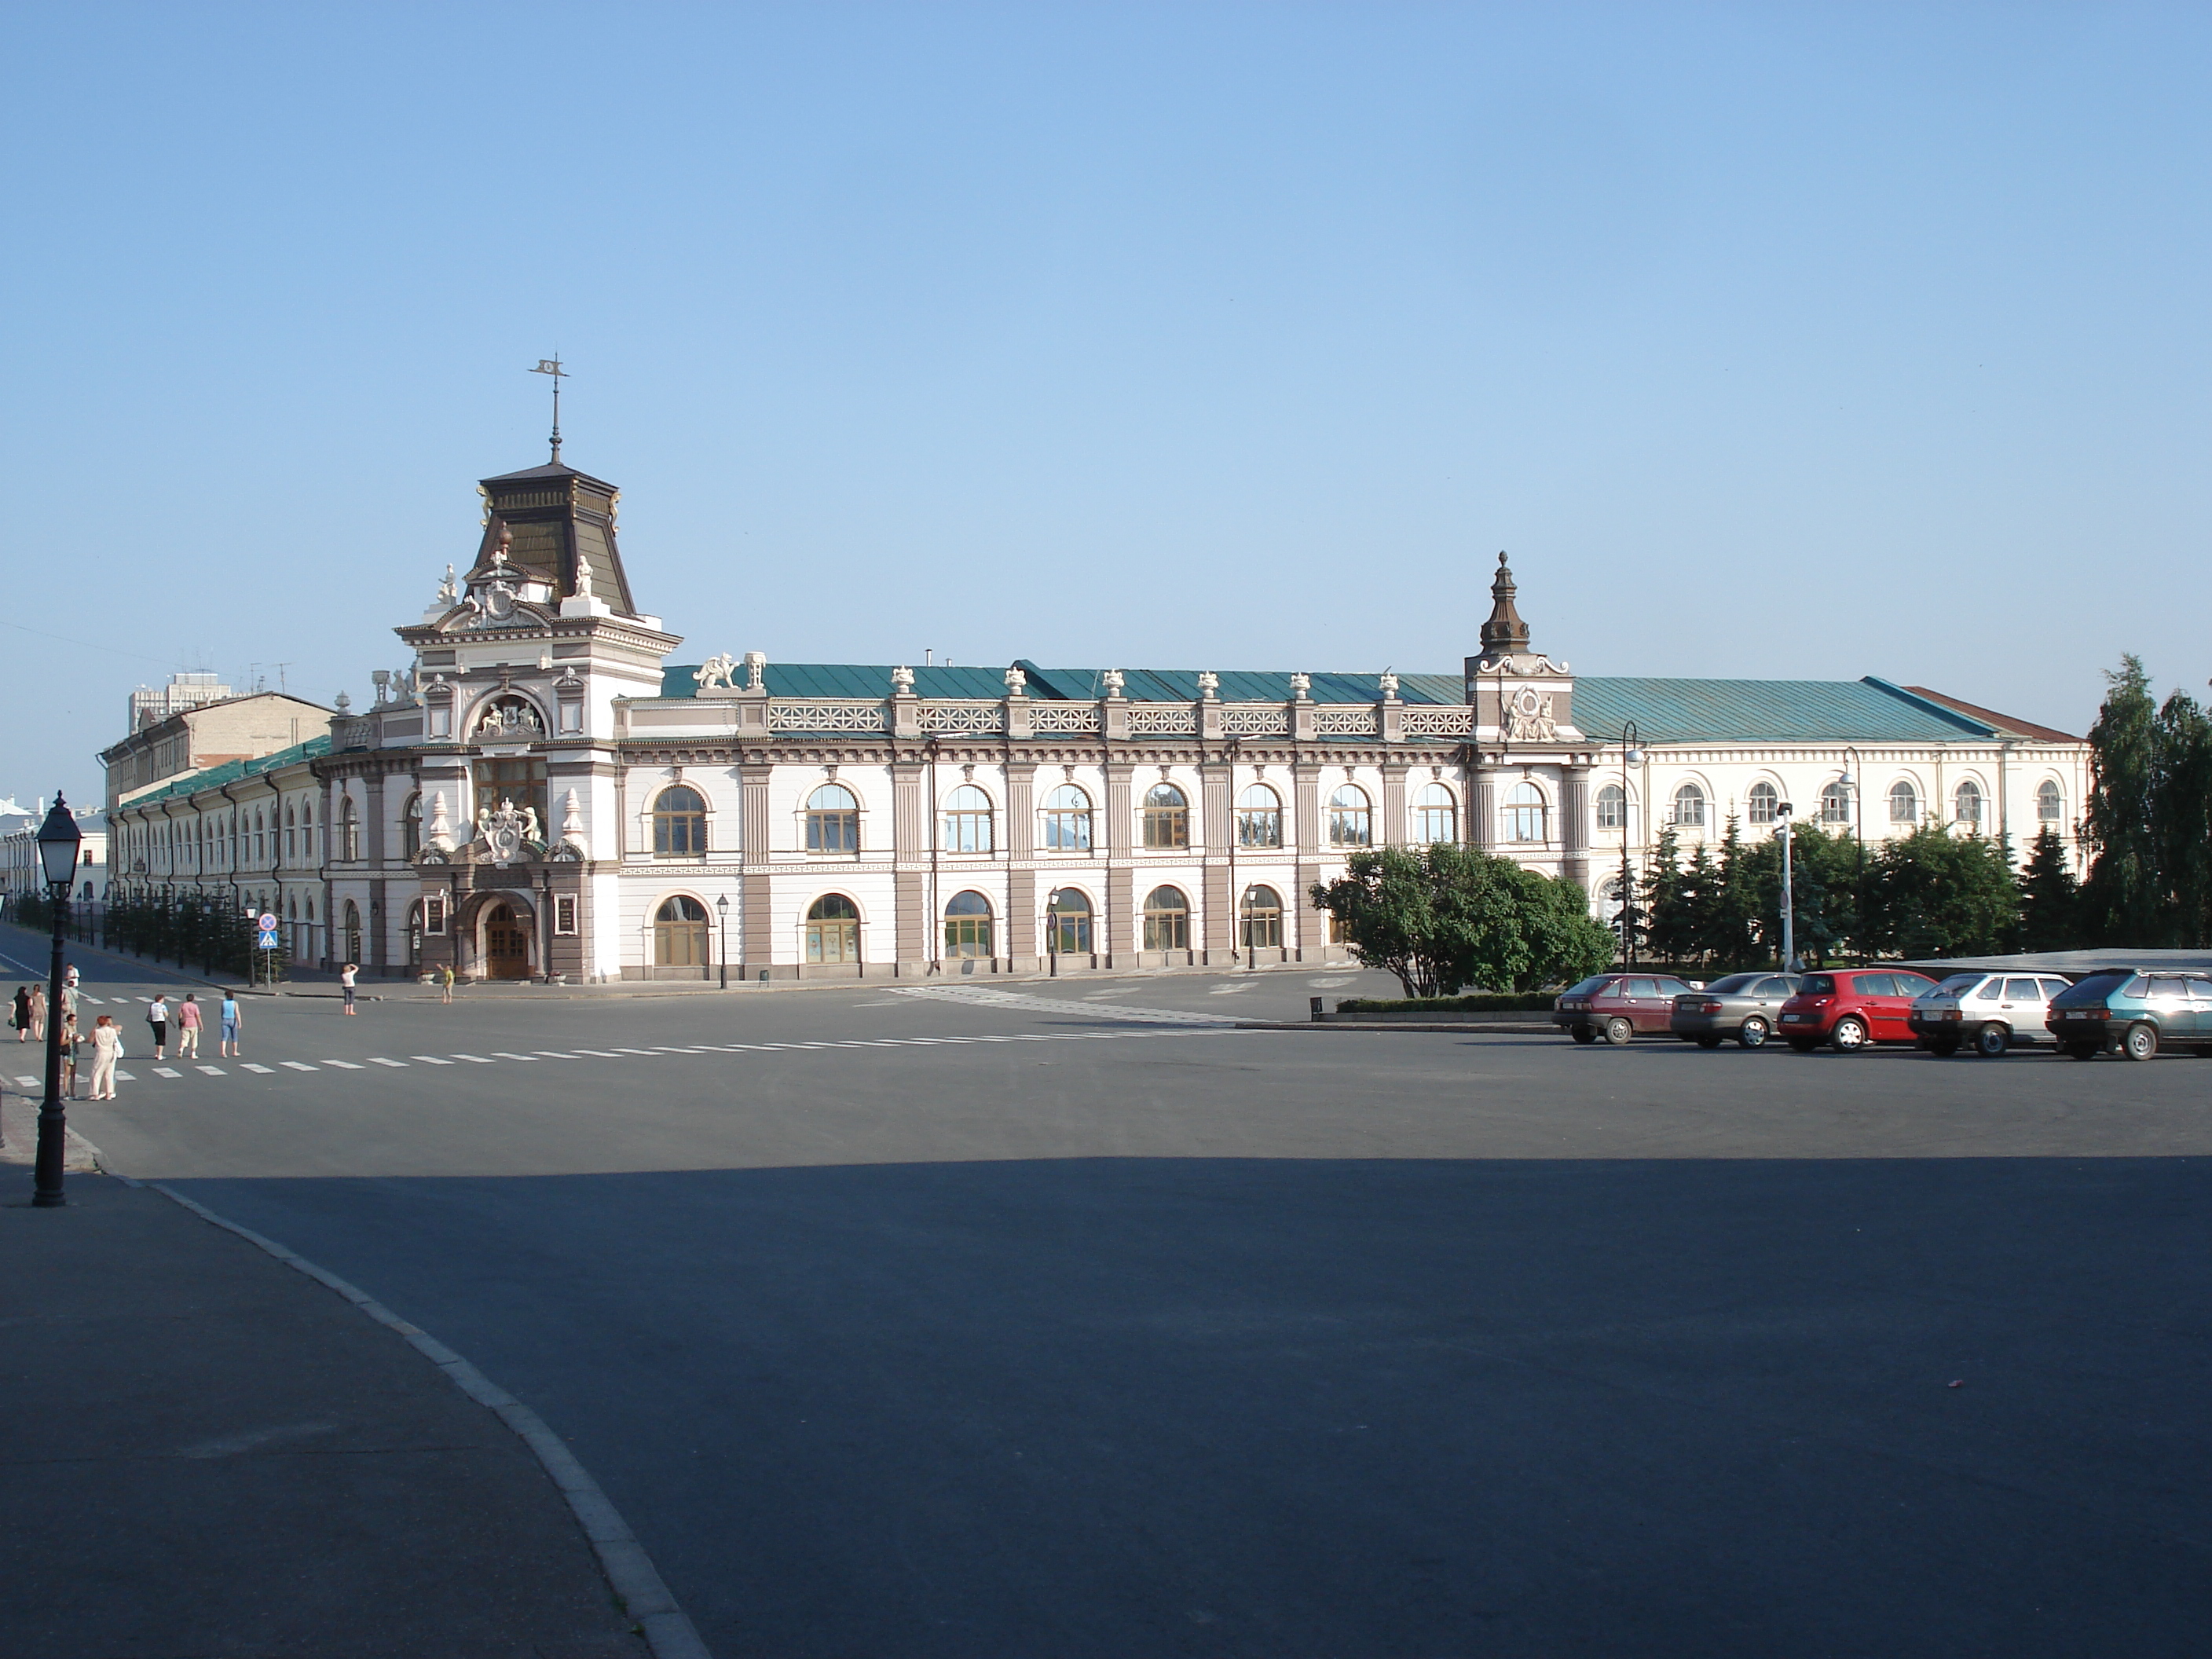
[532,357,568,462]
[1480,549,1531,657]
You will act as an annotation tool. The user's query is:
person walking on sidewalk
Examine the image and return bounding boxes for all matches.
[439,961,455,1005]
[27,983,46,1042]
[60,1012,82,1099]
[12,984,29,1042]
[340,962,359,1015]
[87,1014,122,1100]
[147,994,172,1060]
[218,993,243,1058]
[176,993,203,1059]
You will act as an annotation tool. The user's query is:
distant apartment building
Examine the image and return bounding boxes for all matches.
[101,683,332,813]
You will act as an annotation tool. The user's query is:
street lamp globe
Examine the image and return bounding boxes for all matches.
[36,796,82,891]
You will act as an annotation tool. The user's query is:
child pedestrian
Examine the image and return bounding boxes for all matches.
[12,984,28,1042]
[176,994,203,1059]
[340,962,358,1015]
[87,1015,122,1100]
[218,993,243,1057]
[147,993,171,1060]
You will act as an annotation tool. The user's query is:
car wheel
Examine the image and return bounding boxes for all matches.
[1786,1038,1818,1054]
[1569,1024,1598,1045]
[2064,1042,2100,1060]
[1929,1037,1961,1057]
[1603,1016,1635,1047]
[1738,1016,1769,1049]
[1973,1023,2010,1058]
[2122,1022,2159,1062]
[1695,1035,1723,1049]
[1829,1016,1869,1053]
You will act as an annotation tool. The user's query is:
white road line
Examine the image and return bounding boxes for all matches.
[241,1064,274,1075]
[322,1060,365,1070]
[411,1055,454,1064]
[369,1057,408,1067]
[196,1065,225,1075]
[282,1062,317,1072]
[533,1051,580,1060]
[451,1054,496,1064]
[154,1067,181,1078]
[570,1049,622,1057]
[114,1069,136,1081]
[610,1047,662,1057]
[895,985,1239,1025]
[491,1052,540,1062]
[81,995,104,1005]
[13,1075,36,1088]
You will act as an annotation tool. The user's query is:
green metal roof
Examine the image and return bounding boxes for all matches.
[1569,678,1992,744]
[119,734,332,809]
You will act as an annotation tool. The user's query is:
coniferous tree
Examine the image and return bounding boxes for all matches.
[1680,841,1719,968]
[2080,656,2163,945]
[2153,688,2212,947]
[1642,824,1694,966]
[1870,825,2020,959]
[2017,826,2080,952]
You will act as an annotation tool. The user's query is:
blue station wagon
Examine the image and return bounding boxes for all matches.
[2045,969,2212,1061]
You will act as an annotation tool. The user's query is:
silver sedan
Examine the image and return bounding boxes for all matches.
[1669,973,1806,1049]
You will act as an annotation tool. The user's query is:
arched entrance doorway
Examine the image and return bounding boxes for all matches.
[481,900,533,980]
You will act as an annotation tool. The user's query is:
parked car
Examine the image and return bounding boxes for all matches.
[1554,972,1700,1046]
[1669,972,1805,1049]
[1908,971,2075,1057]
[2045,969,2212,1060]
[1778,968,1943,1052]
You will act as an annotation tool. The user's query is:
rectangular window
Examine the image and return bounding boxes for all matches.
[424,897,447,936]
[555,895,578,936]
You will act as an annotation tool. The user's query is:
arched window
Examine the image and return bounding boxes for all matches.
[1747,781,1779,826]
[301,803,314,858]
[342,899,361,964]
[285,804,297,860]
[1506,782,1547,843]
[253,810,266,862]
[340,798,362,861]
[654,895,709,965]
[1046,888,1093,954]
[1240,884,1283,949]
[1888,781,1919,824]
[1143,885,1190,951]
[804,894,861,963]
[1412,783,1456,844]
[654,785,708,855]
[941,785,994,852]
[1142,783,1189,849]
[1671,782,1706,829]
[805,784,859,853]
[943,890,994,958]
[1819,781,1850,824]
[1236,785,1282,848]
[1042,785,1092,851]
[1328,786,1372,848]
[1595,783,1628,832]
[1954,779,1983,827]
[400,794,422,859]
[2037,780,2064,823]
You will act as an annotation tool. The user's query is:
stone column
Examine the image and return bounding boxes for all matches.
[1200,758,1233,961]
[892,760,927,974]
[1005,762,1036,967]
[1292,760,1324,961]
[1104,761,1133,965]
[1380,764,1409,847]
[739,765,775,976]
[1560,761,1592,891]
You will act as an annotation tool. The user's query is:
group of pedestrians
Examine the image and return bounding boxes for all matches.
[9,972,244,1100]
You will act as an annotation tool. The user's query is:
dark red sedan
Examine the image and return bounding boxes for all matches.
[1553,972,1700,1046]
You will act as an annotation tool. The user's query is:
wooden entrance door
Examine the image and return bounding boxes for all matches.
[483,903,533,980]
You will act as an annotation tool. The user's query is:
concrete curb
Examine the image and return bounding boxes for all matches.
[144,1181,713,1659]
[1236,1020,1561,1034]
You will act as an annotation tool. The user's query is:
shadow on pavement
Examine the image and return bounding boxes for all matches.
[173,1154,2212,1659]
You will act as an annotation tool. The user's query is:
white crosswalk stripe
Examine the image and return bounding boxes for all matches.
[322,1060,364,1070]
[892,985,1239,1025]
[369,1057,408,1067]
[452,1053,495,1064]
[411,1056,453,1064]
[196,1065,225,1075]
[282,1061,317,1071]
[154,1067,181,1078]
[242,1064,274,1074]
[13,1075,36,1089]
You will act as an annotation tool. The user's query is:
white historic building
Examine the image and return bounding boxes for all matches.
[101,449,2093,981]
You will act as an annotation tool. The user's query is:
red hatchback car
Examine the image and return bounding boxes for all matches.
[1553,972,1699,1046]
[1778,968,1941,1052]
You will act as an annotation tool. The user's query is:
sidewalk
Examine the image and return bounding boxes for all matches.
[0,1097,654,1658]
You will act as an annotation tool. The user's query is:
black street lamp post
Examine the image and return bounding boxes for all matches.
[716,892,730,991]
[1617,720,1643,967]
[32,795,83,1207]
[1839,746,1865,961]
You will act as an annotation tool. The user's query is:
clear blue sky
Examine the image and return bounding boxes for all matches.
[4,3,2207,804]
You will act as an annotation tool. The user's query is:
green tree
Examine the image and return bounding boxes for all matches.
[1870,826,2020,959]
[1700,817,1760,969]
[1641,824,1694,966]
[2080,655,2163,945]
[2154,688,2212,946]
[1309,844,1612,997]
[1679,840,1720,968]
[2016,825,2079,952]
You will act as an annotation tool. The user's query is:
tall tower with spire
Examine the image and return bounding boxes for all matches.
[1478,551,1532,658]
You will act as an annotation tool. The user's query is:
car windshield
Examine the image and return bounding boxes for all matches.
[2051,971,2134,1007]
[1704,973,1760,994]
[1562,976,1613,996]
[1798,974,1836,997]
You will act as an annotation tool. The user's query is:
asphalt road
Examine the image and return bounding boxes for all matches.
[13,937,2212,1657]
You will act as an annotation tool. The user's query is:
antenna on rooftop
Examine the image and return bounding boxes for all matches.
[533,357,568,462]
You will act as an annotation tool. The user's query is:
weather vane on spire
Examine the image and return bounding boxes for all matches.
[532,356,568,462]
